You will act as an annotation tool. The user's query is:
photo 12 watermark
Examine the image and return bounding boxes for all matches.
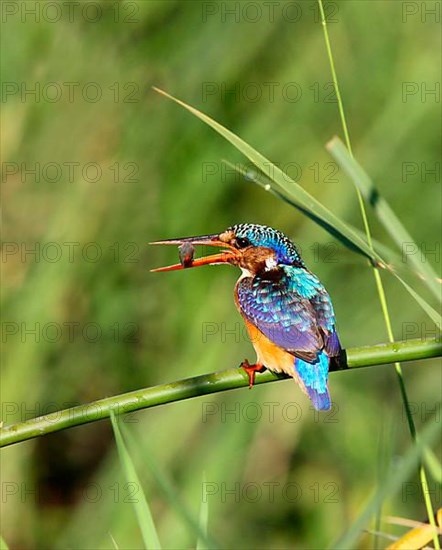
[1,81,141,104]
[401,321,441,341]
[1,2,140,24]
[201,160,340,185]
[402,481,441,503]
[201,319,342,347]
[2,241,142,264]
[1,321,140,344]
[201,81,337,104]
[401,162,440,183]
[402,402,440,424]
[202,480,340,503]
[2,161,139,184]
[1,481,141,504]
[401,242,440,265]
[402,2,440,23]
[201,2,339,24]
[201,400,340,424]
[402,82,440,103]
[0,401,139,425]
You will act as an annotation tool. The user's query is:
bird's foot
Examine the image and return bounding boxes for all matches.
[240,360,265,389]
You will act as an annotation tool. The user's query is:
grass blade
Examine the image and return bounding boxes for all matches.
[317,2,440,545]
[152,87,441,325]
[196,472,209,550]
[327,136,441,302]
[236,160,442,326]
[109,532,120,550]
[225,160,414,269]
[122,430,219,549]
[110,411,162,550]
[224,160,374,261]
[386,521,442,550]
[331,420,441,549]
[394,275,441,326]
[152,87,380,265]
[423,448,442,484]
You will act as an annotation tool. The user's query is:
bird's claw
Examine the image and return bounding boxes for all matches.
[240,360,263,389]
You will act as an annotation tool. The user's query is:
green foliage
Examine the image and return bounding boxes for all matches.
[328,137,441,304]
[110,411,162,549]
[1,1,440,548]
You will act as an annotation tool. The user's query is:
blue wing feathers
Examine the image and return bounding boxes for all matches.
[236,266,340,411]
[324,329,341,357]
[236,267,340,359]
[236,277,322,354]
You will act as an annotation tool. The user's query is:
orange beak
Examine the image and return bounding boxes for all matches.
[149,234,239,272]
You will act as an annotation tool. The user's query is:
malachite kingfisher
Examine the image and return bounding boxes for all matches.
[151,223,344,411]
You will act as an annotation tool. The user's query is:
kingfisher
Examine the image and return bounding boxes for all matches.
[151,223,343,411]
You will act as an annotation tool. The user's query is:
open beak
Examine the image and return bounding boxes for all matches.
[149,234,239,272]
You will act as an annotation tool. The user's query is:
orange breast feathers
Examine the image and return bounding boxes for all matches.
[242,317,297,378]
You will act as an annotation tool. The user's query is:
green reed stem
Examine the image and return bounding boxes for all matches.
[1,337,440,449]
[317,1,440,546]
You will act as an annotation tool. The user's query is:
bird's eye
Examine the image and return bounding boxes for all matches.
[235,237,250,248]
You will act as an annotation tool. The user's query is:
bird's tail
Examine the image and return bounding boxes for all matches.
[294,352,331,411]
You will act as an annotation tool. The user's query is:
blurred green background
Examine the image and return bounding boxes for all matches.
[1,0,441,548]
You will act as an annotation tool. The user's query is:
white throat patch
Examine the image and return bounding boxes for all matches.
[265,257,278,270]
[238,267,253,280]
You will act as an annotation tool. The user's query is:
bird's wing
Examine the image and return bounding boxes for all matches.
[236,270,325,360]
[283,265,341,358]
[309,288,341,357]
[236,266,341,361]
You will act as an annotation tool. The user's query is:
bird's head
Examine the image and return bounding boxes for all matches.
[151,223,304,276]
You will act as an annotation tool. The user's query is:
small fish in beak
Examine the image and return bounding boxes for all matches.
[150,233,240,272]
[178,242,195,268]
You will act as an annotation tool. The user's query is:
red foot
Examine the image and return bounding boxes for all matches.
[240,360,265,389]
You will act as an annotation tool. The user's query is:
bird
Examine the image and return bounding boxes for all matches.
[151,223,343,411]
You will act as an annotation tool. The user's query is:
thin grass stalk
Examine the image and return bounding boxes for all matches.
[110,411,162,549]
[332,419,441,549]
[197,472,209,550]
[327,137,441,301]
[317,1,440,547]
[121,429,219,549]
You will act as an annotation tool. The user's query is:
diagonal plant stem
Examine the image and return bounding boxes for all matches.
[317,1,440,547]
[327,137,441,301]
[0,337,441,449]
[153,86,440,325]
